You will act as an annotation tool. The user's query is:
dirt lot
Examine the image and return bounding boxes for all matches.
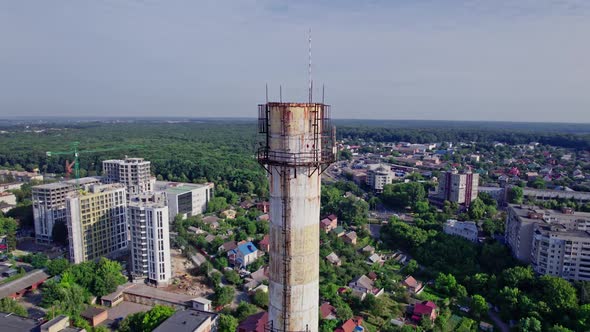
[164,249,213,298]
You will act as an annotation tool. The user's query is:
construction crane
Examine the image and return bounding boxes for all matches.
[46,141,142,187]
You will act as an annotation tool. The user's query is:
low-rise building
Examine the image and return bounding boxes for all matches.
[443,219,478,242]
[154,181,214,221]
[320,302,337,320]
[153,309,218,332]
[402,276,424,294]
[343,231,357,245]
[0,192,16,206]
[237,311,268,332]
[348,275,384,300]
[80,307,108,327]
[412,301,437,322]
[228,242,260,268]
[326,252,341,266]
[320,214,338,233]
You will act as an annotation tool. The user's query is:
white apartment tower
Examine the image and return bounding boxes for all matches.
[103,158,154,195]
[128,193,172,286]
[66,183,128,263]
[32,177,101,244]
[366,164,394,193]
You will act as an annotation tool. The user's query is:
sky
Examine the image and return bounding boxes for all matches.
[0,0,589,122]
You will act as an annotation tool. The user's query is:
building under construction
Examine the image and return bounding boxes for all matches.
[257,102,336,332]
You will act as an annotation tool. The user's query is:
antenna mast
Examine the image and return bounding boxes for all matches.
[308,28,312,103]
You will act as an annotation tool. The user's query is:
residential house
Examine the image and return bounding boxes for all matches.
[343,231,357,245]
[187,226,206,235]
[259,235,270,252]
[202,216,220,229]
[237,311,268,332]
[228,242,260,268]
[412,301,437,322]
[335,317,364,332]
[367,253,383,266]
[218,241,237,254]
[220,209,236,219]
[326,252,342,266]
[257,214,270,222]
[320,302,337,320]
[331,226,345,237]
[320,215,338,233]
[256,202,270,213]
[402,276,424,294]
[361,245,375,255]
[348,275,384,300]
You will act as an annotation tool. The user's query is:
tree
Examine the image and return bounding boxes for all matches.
[207,197,228,213]
[538,275,578,312]
[29,253,49,268]
[519,317,542,332]
[577,304,590,331]
[0,298,27,316]
[435,273,457,296]
[320,319,339,332]
[405,259,419,275]
[224,270,241,285]
[218,314,239,332]
[468,198,486,220]
[93,258,127,296]
[508,186,524,204]
[213,286,235,307]
[471,294,488,318]
[235,301,258,321]
[501,266,534,289]
[252,289,269,309]
[117,305,174,332]
[141,305,175,331]
[47,258,70,276]
[548,325,573,332]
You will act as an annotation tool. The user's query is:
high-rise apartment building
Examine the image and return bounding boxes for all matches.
[436,168,479,206]
[66,183,128,263]
[32,177,101,244]
[153,181,213,221]
[103,158,154,195]
[128,193,171,286]
[506,204,590,281]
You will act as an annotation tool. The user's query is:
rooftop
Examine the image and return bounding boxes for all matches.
[80,306,106,319]
[153,309,217,332]
[0,312,40,332]
[0,269,49,299]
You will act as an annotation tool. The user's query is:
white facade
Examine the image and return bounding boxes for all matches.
[153,181,214,221]
[366,164,394,192]
[128,193,172,286]
[32,177,101,244]
[103,158,154,195]
[66,183,128,264]
[443,219,478,242]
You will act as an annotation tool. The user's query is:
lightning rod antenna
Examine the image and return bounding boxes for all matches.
[265,83,268,103]
[308,28,312,103]
[280,85,283,102]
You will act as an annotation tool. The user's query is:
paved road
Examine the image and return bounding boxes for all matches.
[488,310,509,332]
